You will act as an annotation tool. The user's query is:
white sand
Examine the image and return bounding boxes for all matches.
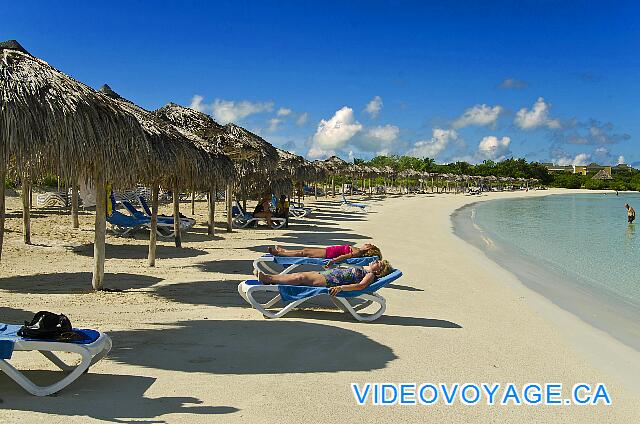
[0,189,639,423]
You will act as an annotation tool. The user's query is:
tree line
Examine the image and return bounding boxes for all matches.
[354,155,640,191]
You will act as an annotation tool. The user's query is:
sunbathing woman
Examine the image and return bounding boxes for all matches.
[255,259,393,296]
[267,243,381,266]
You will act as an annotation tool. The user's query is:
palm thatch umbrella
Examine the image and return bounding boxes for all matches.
[274,148,315,201]
[321,156,350,197]
[592,169,613,180]
[98,84,233,263]
[307,160,327,198]
[0,40,153,290]
[154,103,278,232]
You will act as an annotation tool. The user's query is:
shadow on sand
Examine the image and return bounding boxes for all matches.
[0,372,237,422]
[388,283,424,292]
[107,319,397,374]
[281,310,462,328]
[0,306,36,323]
[192,259,255,274]
[0,272,163,294]
[72,243,208,260]
[153,280,246,308]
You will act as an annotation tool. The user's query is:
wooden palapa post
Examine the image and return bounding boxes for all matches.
[21,175,31,244]
[92,172,106,290]
[331,176,335,198]
[208,185,216,235]
[71,177,79,228]
[148,183,159,267]
[226,183,233,232]
[173,185,182,248]
[0,153,6,261]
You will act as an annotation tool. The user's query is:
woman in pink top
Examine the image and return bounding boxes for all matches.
[267,243,382,264]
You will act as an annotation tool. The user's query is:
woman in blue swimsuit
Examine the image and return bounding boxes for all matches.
[254,260,392,296]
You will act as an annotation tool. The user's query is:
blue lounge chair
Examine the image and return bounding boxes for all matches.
[341,194,370,212]
[107,210,175,238]
[107,210,149,236]
[238,269,403,322]
[253,253,379,275]
[122,200,195,230]
[137,196,196,228]
[0,323,112,396]
[231,201,286,229]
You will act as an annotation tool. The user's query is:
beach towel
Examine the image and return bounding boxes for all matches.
[249,269,403,303]
[0,323,101,359]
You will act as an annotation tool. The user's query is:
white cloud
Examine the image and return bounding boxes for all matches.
[307,145,336,159]
[277,107,292,117]
[499,78,528,89]
[312,106,363,150]
[477,136,511,161]
[617,155,625,165]
[296,112,309,126]
[364,96,383,118]
[189,95,206,112]
[452,104,503,129]
[594,147,609,157]
[211,99,274,124]
[556,153,590,166]
[406,128,458,158]
[365,125,399,143]
[267,118,282,132]
[515,97,561,130]
[355,124,400,153]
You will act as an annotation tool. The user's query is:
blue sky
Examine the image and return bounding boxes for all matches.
[3,1,639,166]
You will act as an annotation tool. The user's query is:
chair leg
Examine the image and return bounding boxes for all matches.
[1,346,92,396]
[39,351,75,372]
[334,294,386,322]
[243,284,308,319]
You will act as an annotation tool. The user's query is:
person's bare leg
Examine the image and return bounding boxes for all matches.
[268,246,326,257]
[268,247,305,256]
[253,211,269,226]
[259,271,325,286]
[266,212,273,227]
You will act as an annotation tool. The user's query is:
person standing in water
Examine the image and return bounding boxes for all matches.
[625,204,635,224]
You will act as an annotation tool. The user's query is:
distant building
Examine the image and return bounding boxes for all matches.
[543,162,630,175]
[543,163,573,173]
[612,163,631,174]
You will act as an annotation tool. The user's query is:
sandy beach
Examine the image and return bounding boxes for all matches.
[1,188,639,423]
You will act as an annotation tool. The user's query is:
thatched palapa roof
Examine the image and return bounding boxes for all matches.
[99,85,233,189]
[1,41,148,186]
[592,169,613,180]
[321,155,351,173]
[154,103,278,168]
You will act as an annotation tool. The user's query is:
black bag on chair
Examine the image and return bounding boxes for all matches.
[17,311,73,340]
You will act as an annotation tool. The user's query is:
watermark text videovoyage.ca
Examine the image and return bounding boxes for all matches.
[351,383,611,406]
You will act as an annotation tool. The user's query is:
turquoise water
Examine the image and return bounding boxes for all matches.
[470,193,640,307]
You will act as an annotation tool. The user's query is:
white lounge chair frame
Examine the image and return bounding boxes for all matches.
[237,282,386,322]
[253,255,378,276]
[36,192,68,208]
[0,332,112,396]
[232,201,286,229]
[340,195,370,213]
[288,205,312,218]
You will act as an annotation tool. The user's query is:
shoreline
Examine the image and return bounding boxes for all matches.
[449,190,640,393]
